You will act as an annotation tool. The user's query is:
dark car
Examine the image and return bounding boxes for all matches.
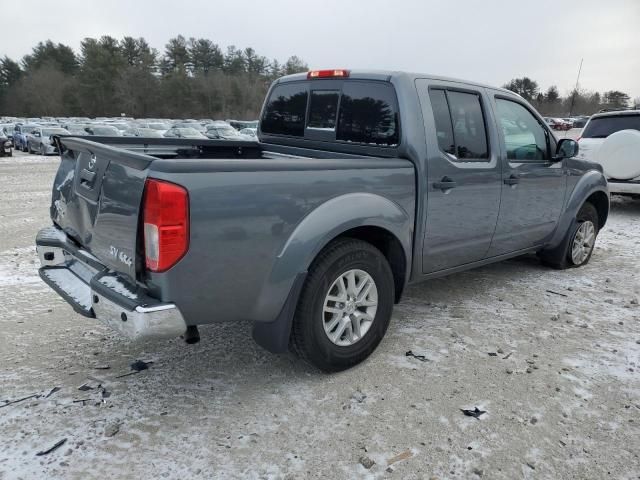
[36,69,608,372]
[0,129,12,157]
[0,124,15,147]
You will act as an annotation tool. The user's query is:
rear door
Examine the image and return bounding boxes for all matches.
[486,95,566,256]
[416,80,502,273]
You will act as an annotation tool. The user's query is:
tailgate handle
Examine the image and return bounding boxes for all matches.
[80,168,96,185]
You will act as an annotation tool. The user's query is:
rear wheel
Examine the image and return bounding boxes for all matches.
[290,238,394,372]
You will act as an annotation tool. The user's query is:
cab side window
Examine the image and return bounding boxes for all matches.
[429,89,489,161]
[495,98,549,161]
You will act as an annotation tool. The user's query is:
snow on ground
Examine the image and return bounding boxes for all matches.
[0,151,638,479]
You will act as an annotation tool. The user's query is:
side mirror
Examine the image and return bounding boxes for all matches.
[554,138,578,161]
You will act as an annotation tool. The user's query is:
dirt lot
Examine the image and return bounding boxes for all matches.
[1,150,639,480]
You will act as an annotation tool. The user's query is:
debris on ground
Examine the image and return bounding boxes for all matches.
[35,438,67,456]
[93,365,111,370]
[44,387,60,398]
[0,393,39,408]
[502,352,513,360]
[461,407,486,419]
[359,456,375,469]
[351,391,366,403]
[488,352,498,357]
[387,449,413,465]
[116,360,154,378]
[405,351,429,362]
[546,289,568,297]
[104,421,121,437]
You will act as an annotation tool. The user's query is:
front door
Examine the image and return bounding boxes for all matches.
[486,96,567,256]
[416,82,502,273]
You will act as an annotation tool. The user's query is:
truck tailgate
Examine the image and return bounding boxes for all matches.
[51,137,153,281]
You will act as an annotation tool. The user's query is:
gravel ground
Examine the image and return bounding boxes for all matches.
[0,150,639,480]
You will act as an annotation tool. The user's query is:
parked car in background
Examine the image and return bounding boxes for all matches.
[85,125,122,136]
[1,124,15,147]
[27,127,70,155]
[572,116,589,129]
[0,129,12,157]
[173,122,206,133]
[228,120,259,130]
[239,127,258,138]
[545,118,571,131]
[13,124,40,151]
[204,124,246,140]
[123,127,165,138]
[164,127,207,139]
[63,124,90,136]
[577,110,640,195]
[35,69,608,372]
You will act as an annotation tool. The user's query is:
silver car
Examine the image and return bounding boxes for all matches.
[27,127,70,155]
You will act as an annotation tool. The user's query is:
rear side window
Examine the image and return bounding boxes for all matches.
[429,89,489,161]
[337,82,399,146]
[447,91,489,160]
[261,83,308,137]
[582,115,640,138]
[308,90,340,130]
[429,89,456,155]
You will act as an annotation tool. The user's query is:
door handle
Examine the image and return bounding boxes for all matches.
[433,177,457,192]
[504,175,520,186]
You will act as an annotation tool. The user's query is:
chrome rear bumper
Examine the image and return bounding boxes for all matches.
[36,226,187,340]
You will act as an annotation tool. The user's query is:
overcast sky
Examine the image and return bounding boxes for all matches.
[3,0,639,98]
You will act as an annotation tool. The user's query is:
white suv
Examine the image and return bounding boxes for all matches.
[577,110,640,195]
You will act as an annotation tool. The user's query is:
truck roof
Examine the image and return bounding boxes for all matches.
[275,69,517,96]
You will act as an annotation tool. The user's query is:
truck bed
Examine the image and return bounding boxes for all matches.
[39,135,415,341]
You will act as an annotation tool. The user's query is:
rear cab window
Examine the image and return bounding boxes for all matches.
[428,88,489,161]
[260,79,400,148]
[582,114,640,138]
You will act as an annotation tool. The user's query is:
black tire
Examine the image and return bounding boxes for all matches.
[541,202,599,269]
[290,238,394,372]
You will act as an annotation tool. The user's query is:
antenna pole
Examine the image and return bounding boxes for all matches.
[568,58,583,116]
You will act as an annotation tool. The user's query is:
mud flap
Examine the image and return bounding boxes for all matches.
[251,272,307,354]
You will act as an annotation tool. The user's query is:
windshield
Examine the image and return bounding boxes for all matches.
[148,123,170,130]
[582,114,640,138]
[42,128,69,136]
[91,126,120,135]
[177,128,201,135]
[137,128,163,137]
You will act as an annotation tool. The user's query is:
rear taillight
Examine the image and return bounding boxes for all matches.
[143,179,189,272]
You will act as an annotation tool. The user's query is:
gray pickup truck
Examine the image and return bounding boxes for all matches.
[36,69,609,371]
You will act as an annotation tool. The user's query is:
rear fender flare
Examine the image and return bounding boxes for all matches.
[251,193,412,352]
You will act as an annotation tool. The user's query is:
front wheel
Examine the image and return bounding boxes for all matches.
[541,202,599,269]
[290,238,394,372]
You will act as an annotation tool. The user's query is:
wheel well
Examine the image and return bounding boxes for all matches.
[585,191,609,229]
[335,226,407,303]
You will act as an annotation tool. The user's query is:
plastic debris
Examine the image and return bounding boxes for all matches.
[461,407,486,419]
[45,387,61,398]
[0,394,39,408]
[387,449,413,465]
[405,351,429,362]
[36,438,67,456]
[546,289,567,297]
